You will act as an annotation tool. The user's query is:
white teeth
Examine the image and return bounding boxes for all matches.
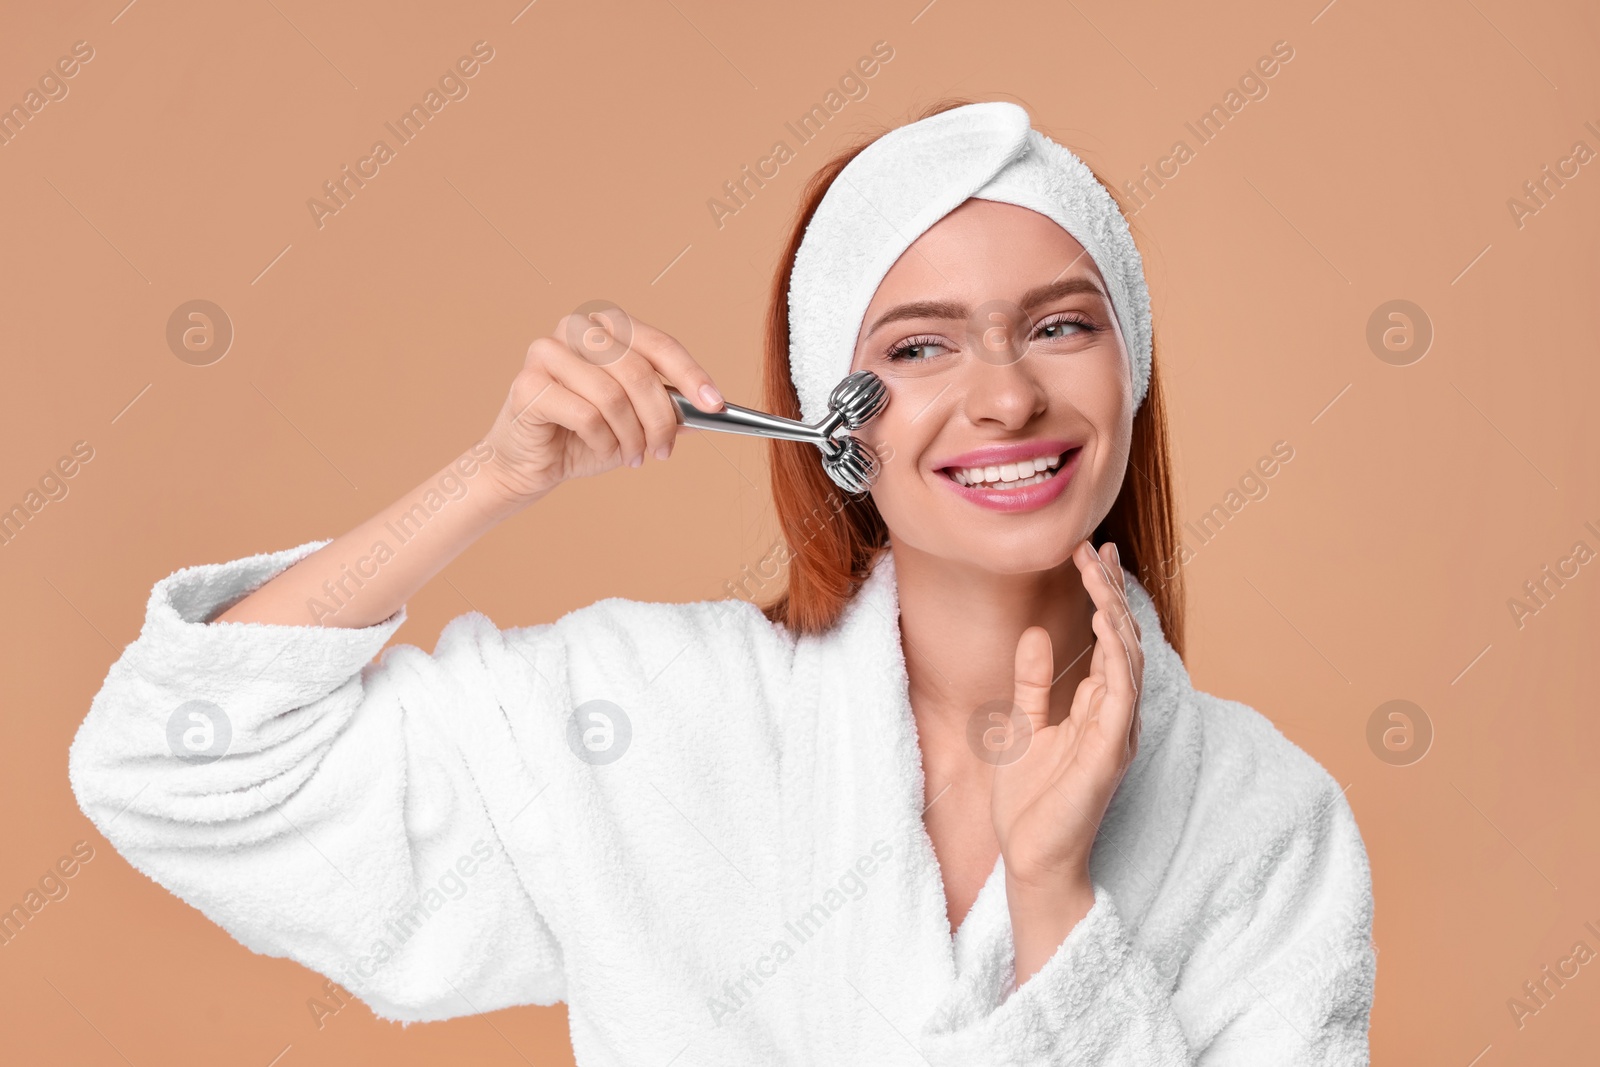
[947,451,1066,489]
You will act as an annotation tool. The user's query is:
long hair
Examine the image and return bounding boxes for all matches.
[756,99,1187,660]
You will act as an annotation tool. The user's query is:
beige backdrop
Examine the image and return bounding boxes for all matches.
[3,0,1597,1062]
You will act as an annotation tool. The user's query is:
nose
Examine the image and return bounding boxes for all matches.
[959,351,1048,430]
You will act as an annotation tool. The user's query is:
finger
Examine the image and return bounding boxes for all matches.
[1075,547,1139,681]
[1095,542,1137,640]
[1074,630,1109,727]
[1086,545,1141,699]
[1079,556,1134,710]
[1102,542,1142,644]
[555,307,636,368]
[518,378,620,462]
[604,349,681,462]
[1084,606,1109,710]
[1012,626,1054,734]
[543,343,649,465]
[1070,669,1105,727]
[1129,692,1143,759]
[505,362,558,429]
[610,313,725,413]
[1088,606,1137,742]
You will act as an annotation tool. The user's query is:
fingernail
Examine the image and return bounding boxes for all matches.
[654,445,671,461]
[1109,542,1122,570]
[699,384,724,410]
[629,454,643,468]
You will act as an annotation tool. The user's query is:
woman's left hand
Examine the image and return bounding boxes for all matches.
[991,539,1145,896]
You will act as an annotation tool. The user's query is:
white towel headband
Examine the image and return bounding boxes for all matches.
[786,100,1153,427]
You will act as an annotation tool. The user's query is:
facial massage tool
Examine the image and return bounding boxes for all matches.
[667,370,889,494]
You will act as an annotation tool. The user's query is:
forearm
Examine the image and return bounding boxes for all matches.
[214,440,533,628]
[1007,871,1095,987]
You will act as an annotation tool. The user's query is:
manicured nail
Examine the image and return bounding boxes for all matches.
[654,445,671,461]
[699,384,724,410]
[1109,542,1122,571]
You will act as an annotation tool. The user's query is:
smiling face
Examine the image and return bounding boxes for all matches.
[847,198,1134,575]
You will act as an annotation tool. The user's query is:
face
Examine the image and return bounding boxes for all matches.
[847,199,1133,575]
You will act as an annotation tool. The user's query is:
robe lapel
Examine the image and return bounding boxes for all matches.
[774,547,962,1059]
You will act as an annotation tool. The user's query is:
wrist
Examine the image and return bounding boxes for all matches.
[1005,867,1095,917]
[1006,870,1096,989]
[1002,847,1092,895]
[473,446,553,519]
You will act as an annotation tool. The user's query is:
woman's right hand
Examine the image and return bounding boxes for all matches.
[482,307,726,506]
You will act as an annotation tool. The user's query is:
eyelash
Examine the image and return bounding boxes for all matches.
[884,312,1103,362]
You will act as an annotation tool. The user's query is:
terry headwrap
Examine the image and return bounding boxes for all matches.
[786,100,1153,427]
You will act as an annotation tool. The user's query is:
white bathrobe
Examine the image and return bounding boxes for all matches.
[68,538,1376,1065]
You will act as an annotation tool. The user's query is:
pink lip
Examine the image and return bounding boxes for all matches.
[935,446,1083,513]
[932,438,1078,471]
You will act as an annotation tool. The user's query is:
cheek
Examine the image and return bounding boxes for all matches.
[1076,408,1133,508]
[863,423,914,494]
[858,417,933,518]
[1055,360,1130,441]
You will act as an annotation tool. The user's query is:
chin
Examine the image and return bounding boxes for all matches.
[960,530,1081,575]
[887,511,1085,577]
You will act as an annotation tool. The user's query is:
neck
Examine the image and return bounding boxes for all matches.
[889,536,1097,738]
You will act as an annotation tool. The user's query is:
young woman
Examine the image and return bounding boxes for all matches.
[70,100,1375,1064]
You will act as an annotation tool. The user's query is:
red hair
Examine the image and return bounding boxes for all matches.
[757,99,1187,659]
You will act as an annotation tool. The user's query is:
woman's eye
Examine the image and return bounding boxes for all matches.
[1036,316,1093,340]
[887,338,945,362]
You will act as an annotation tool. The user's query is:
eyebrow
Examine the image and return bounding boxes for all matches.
[864,277,1109,337]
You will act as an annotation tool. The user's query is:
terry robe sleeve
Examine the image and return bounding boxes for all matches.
[919,754,1376,1066]
[67,539,566,1023]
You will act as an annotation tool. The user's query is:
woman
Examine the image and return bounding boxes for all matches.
[69,100,1375,1064]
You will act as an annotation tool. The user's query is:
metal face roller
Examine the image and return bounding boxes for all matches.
[667,370,889,493]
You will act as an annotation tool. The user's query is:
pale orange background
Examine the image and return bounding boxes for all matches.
[3,0,1597,1062]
